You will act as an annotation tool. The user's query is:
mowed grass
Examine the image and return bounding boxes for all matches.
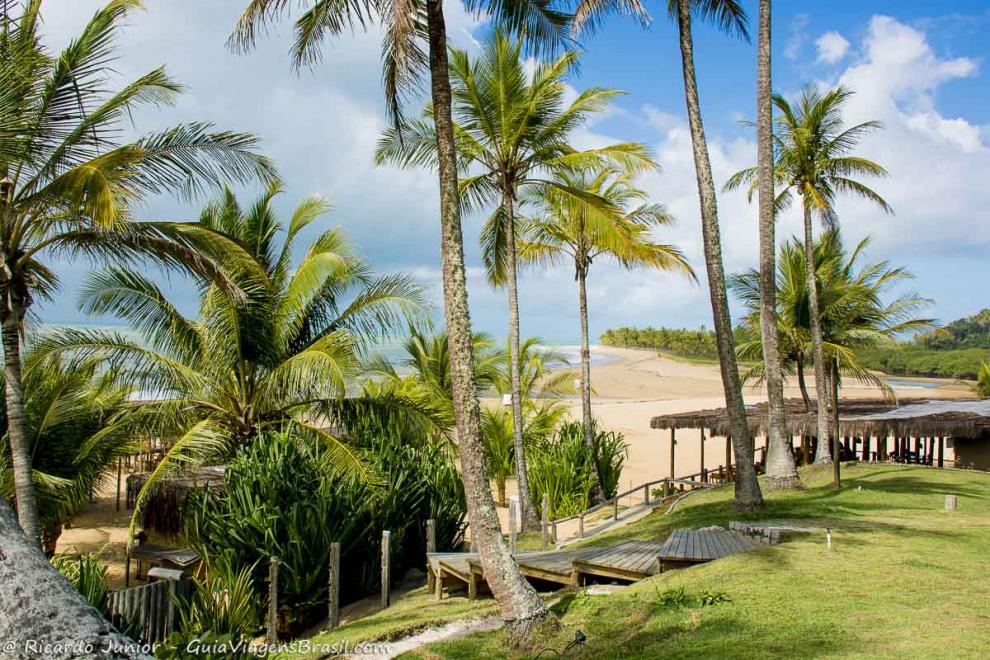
[407,465,990,659]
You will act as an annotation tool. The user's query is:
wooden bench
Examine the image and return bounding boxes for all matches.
[125,544,199,587]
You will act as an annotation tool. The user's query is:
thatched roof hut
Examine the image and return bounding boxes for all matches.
[126,466,226,536]
[650,398,990,439]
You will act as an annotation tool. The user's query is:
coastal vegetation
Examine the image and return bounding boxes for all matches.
[1,0,985,656]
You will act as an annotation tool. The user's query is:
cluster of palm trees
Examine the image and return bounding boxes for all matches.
[0,0,907,646]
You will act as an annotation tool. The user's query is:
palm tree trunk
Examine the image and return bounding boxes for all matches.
[577,263,605,503]
[796,352,812,412]
[425,0,550,637]
[802,202,832,463]
[0,495,143,654]
[0,292,41,546]
[830,355,841,487]
[756,0,799,489]
[675,0,762,510]
[502,192,540,532]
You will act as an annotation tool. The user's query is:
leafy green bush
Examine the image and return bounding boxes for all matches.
[184,429,465,635]
[857,346,990,380]
[50,551,109,611]
[174,553,260,641]
[527,420,628,518]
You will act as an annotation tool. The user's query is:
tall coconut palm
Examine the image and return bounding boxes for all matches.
[518,169,693,485]
[376,32,652,517]
[571,0,762,509]
[0,0,275,545]
[32,187,427,530]
[752,0,797,488]
[727,86,891,465]
[731,230,933,408]
[232,0,570,634]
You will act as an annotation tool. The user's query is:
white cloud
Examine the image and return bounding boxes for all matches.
[815,31,850,64]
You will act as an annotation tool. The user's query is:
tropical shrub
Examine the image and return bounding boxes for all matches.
[1,353,135,556]
[184,428,465,635]
[481,407,515,506]
[173,554,260,642]
[976,361,990,398]
[527,420,628,519]
[50,551,110,611]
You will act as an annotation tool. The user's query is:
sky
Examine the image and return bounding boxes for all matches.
[38,1,990,344]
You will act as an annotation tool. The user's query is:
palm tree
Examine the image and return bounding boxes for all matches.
[731,230,933,411]
[368,328,505,443]
[727,86,891,466]
[33,187,427,528]
[572,0,762,510]
[0,0,275,546]
[0,351,135,557]
[376,32,652,517]
[751,0,797,489]
[518,169,693,487]
[231,0,570,634]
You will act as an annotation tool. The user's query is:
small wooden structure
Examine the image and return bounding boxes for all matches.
[108,577,192,642]
[429,539,669,599]
[571,540,666,583]
[125,544,199,587]
[656,528,762,572]
[651,398,990,470]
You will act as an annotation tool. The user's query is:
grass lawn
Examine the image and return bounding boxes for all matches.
[395,464,990,658]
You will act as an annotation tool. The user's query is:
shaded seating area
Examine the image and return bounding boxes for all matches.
[650,398,990,471]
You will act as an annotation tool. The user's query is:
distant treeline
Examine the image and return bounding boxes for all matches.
[600,326,743,360]
[857,309,990,380]
[857,347,990,380]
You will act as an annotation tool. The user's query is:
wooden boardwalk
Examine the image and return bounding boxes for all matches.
[571,540,665,582]
[656,528,761,572]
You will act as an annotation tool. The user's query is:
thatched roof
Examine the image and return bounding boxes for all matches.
[127,467,226,536]
[650,398,990,438]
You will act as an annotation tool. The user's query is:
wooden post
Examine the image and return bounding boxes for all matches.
[381,530,391,609]
[434,566,444,601]
[125,550,131,588]
[643,483,650,505]
[578,514,584,539]
[541,493,549,551]
[699,427,706,482]
[115,458,123,512]
[945,494,957,511]
[426,519,436,555]
[508,507,517,553]
[863,436,871,462]
[663,478,670,499]
[669,428,676,480]
[913,437,921,463]
[328,542,341,627]
[612,496,618,521]
[937,436,944,468]
[267,557,279,642]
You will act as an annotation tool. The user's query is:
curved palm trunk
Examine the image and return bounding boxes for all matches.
[675,0,762,510]
[502,193,540,532]
[0,293,40,546]
[796,352,812,412]
[0,496,144,656]
[756,0,799,489]
[802,203,832,463]
[577,263,605,503]
[425,0,549,636]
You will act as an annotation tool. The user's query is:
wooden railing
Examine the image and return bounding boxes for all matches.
[543,469,733,546]
[107,578,192,643]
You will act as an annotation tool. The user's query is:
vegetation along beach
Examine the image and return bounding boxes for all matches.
[1,1,989,658]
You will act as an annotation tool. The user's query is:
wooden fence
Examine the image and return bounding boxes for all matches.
[108,578,192,643]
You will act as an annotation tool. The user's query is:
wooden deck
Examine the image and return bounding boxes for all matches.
[571,540,665,582]
[656,528,761,572]
[468,549,593,588]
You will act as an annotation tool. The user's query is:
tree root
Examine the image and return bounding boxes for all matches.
[504,610,560,650]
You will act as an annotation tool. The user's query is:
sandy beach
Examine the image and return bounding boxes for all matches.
[561,346,972,488]
[489,345,972,518]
